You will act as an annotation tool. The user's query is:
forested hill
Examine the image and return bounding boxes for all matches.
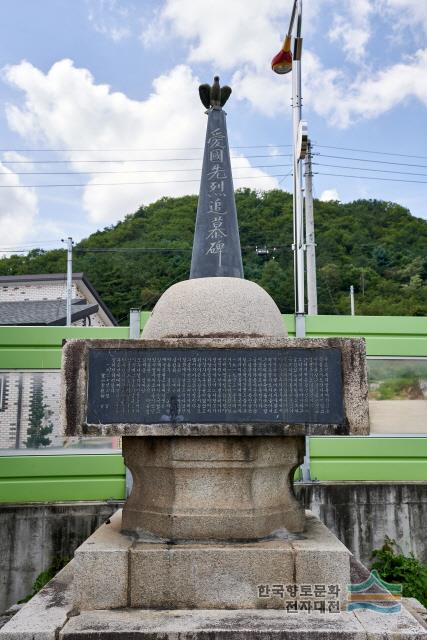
[1,189,426,323]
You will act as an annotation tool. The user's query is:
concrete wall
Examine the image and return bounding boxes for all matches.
[0,501,121,612]
[295,481,427,567]
[0,482,426,612]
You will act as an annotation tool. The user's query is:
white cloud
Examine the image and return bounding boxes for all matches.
[320,188,340,202]
[149,0,332,70]
[233,45,427,129]
[144,0,427,130]
[231,66,291,117]
[3,59,278,225]
[0,153,38,247]
[149,0,292,71]
[87,0,131,42]
[382,0,427,34]
[318,47,427,127]
[328,0,373,58]
[139,6,169,48]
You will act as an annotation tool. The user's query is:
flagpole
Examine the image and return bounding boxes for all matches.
[292,0,305,337]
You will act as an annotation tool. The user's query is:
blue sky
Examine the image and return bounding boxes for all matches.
[0,0,426,251]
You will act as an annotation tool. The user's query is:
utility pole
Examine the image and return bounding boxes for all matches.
[292,0,305,337]
[271,0,305,336]
[62,237,73,326]
[66,237,73,326]
[129,308,140,339]
[304,139,318,315]
[350,285,355,316]
[272,0,310,480]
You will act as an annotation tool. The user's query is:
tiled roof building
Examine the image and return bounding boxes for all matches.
[0,273,116,326]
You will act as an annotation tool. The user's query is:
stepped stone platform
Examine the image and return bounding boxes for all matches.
[2,584,427,639]
[1,512,427,639]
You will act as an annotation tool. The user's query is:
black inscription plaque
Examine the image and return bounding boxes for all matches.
[86,348,344,425]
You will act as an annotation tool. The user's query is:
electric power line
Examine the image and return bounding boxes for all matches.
[316,171,427,185]
[315,162,427,178]
[76,247,192,253]
[0,244,292,254]
[277,170,293,186]
[314,144,427,161]
[1,142,426,161]
[0,163,292,177]
[0,153,292,165]
[317,153,427,169]
[0,144,293,152]
[0,173,290,188]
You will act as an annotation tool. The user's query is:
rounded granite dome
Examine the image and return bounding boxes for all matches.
[142,277,287,339]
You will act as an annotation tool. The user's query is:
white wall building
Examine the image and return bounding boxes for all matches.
[0,273,117,449]
[0,273,117,327]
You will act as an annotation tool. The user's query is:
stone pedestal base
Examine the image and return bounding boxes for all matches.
[2,513,427,639]
[72,510,350,611]
[122,435,305,540]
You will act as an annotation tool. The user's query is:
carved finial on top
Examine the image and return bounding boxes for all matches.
[199,76,232,110]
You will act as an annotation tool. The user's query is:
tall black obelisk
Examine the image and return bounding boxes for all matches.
[190,78,244,279]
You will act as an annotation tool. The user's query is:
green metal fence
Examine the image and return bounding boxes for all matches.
[0,315,426,503]
[1,437,426,503]
[309,437,427,482]
[0,454,125,503]
[286,314,426,356]
[0,325,128,368]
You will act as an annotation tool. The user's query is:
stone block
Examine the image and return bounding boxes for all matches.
[67,509,352,611]
[130,541,295,609]
[127,510,350,609]
[59,608,368,639]
[292,513,351,605]
[141,277,287,340]
[72,510,131,610]
[62,336,368,438]
[122,435,305,539]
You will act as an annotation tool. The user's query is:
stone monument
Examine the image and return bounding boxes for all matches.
[62,76,368,546]
[2,78,426,639]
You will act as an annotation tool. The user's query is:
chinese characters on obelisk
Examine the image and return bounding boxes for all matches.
[190,78,244,279]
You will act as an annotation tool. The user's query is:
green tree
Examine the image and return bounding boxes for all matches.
[259,259,291,311]
[25,376,53,449]
[0,191,425,320]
